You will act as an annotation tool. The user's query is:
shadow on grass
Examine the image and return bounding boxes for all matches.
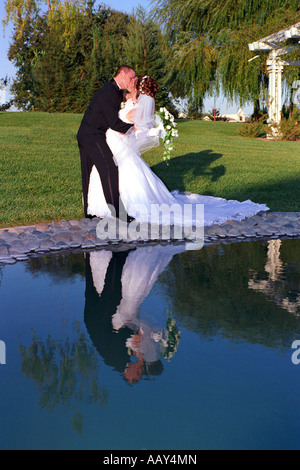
[151,149,225,194]
[220,176,300,212]
[151,149,300,211]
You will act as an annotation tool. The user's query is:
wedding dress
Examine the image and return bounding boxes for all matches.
[87,95,269,226]
[88,244,186,376]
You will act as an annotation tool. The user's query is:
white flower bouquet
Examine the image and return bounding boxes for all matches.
[156,107,178,162]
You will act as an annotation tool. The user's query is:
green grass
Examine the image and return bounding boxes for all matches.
[0,112,299,228]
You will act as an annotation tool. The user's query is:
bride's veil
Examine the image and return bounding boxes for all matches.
[133,94,160,154]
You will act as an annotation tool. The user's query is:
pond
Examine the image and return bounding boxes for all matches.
[0,238,300,450]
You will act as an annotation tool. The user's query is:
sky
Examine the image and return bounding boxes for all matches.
[0,0,253,114]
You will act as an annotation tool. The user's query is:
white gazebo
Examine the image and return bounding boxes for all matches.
[0,80,7,106]
[248,22,300,137]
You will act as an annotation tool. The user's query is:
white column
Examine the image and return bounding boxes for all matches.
[266,50,284,137]
[0,80,6,106]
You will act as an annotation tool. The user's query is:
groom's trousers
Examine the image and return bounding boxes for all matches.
[78,134,123,219]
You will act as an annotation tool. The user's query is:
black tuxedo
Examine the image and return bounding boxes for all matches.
[84,251,134,373]
[77,79,133,218]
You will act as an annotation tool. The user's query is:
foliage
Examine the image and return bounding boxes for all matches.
[238,115,268,138]
[3,1,300,113]
[163,312,181,360]
[152,0,300,110]
[0,77,13,111]
[275,109,300,141]
[158,239,300,346]
[123,6,176,113]
[164,31,217,112]
[239,108,300,140]
[4,1,133,111]
[3,1,178,113]
[0,101,14,111]
[6,7,42,110]
[19,323,109,433]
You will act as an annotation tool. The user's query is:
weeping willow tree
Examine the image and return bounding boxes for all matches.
[122,6,176,112]
[152,0,300,113]
[3,0,40,35]
[167,33,216,113]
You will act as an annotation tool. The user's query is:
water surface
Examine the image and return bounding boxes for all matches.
[0,239,299,450]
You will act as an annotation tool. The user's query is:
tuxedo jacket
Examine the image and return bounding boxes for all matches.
[84,251,133,373]
[77,79,133,142]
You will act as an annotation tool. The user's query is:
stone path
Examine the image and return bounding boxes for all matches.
[0,211,299,266]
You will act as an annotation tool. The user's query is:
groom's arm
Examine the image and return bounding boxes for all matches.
[101,87,133,134]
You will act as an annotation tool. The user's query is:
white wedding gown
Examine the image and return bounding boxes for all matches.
[87,96,269,226]
[89,243,187,366]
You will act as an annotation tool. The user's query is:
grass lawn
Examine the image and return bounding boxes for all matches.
[0,111,299,228]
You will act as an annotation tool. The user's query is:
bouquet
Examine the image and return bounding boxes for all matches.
[163,315,181,360]
[156,107,178,162]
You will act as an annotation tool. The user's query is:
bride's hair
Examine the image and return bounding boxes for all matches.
[136,76,158,98]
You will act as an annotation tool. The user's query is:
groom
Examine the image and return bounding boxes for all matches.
[77,65,136,220]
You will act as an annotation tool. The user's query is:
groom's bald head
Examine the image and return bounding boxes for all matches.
[115,65,135,76]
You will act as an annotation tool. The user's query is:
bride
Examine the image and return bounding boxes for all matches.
[87,75,269,227]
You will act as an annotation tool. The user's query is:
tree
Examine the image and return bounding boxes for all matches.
[165,32,216,113]
[152,0,300,112]
[6,4,43,110]
[4,0,131,111]
[123,6,177,112]
[0,77,13,111]
[3,0,39,36]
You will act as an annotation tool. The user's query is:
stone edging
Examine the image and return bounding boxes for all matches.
[0,211,299,266]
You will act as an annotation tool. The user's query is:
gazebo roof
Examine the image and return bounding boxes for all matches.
[249,22,300,52]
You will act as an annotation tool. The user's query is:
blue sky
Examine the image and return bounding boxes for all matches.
[0,0,252,114]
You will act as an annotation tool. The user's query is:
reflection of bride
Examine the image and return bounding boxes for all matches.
[84,243,185,383]
[87,75,269,226]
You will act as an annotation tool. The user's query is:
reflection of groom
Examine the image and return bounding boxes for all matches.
[84,248,169,381]
[77,66,136,220]
[84,250,134,374]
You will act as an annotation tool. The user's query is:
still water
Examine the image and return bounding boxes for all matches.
[0,238,300,450]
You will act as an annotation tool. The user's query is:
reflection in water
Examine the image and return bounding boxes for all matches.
[9,238,300,447]
[19,323,109,434]
[157,239,300,349]
[19,240,300,393]
[84,244,186,383]
[249,240,300,316]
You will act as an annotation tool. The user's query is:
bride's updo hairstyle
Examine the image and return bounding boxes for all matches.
[137,75,158,98]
